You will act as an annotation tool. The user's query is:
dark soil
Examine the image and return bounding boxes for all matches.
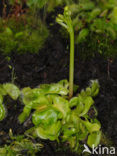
[0,15,117,155]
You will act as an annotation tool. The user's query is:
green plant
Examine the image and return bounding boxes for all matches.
[43,0,117,59]
[19,79,101,151]
[0,3,102,153]
[61,0,117,41]
[0,80,101,152]
[27,0,49,9]
[67,0,117,58]
[0,129,42,156]
[56,6,74,98]
[0,83,20,121]
[0,15,49,55]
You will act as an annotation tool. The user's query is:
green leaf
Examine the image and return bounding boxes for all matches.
[75,103,85,116]
[89,8,101,21]
[85,87,92,96]
[0,91,6,121]
[62,124,77,139]
[5,27,13,36]
[53,96,70,119]
[34,127,48,140]
[90,19,107,33]
[39,80,69,95]
[18,102,32,123]
[62,113,80,142]
[21,87,33,105]
[22,88,46,107]
[70,112,80,127]
[78,131,88,141]
[32,95,50,109]
[58,79,69,88]
[90,80,100,97]
[0,95,3,104]
[0,85,7,96]
[79,96,94,116]
[77,29,89,43]
[106,26,116,40]
[79,80,100,98]
[0,147,9,156]
[15,32,24,39]
[0,104,6,121]
[27,0,48,9]
[32,107,61,127]
[82,120,101,133]
[87,131,101,148]
[3,83,20,100]
[35,121,61,140]
[69,95,84,109]
[69,97,79,108]
[80,2,95,11]
[72,96,84,115]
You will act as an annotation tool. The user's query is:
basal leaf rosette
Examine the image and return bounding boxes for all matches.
[0,80,101,152]
[21,80,101,152]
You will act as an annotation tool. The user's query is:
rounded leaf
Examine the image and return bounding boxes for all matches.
[77,29,89,43]
[87,131,101,148]
[82,120,101,133]
[35,122,61,140]
[3,83,20,100]
[79,96,94,116]
[32,108,61,127]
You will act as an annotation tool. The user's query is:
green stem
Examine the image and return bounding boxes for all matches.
[69,29,74,98]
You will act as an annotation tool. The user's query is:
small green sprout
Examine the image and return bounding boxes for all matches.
[56,6,74,98]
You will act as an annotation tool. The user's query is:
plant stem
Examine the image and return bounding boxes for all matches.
[56,7,75,98]
[69,29,74,98]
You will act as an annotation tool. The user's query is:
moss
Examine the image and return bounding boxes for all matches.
[0,15,49,55]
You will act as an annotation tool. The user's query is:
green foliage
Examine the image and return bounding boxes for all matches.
[0,83,20,121]
[27,0,49,9]
[70,0,117,58]
[66,0,117,39]
[0,1,103,153]
[4,0,117,58]
[0,79,101,152]
[3,83,20,100]
[47,0,64,12]
[76,29,89,43]
[0,15,49,55]
[0,102,6,121]
[0,130,42,156]
[47,0,117,59]
[87,131,101,148]
[77,32,117,59]
[9,0,49,9]
[17,79,101,151]
[27,0,64,12]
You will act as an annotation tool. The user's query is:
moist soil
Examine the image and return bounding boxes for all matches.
[0,17,117,155]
